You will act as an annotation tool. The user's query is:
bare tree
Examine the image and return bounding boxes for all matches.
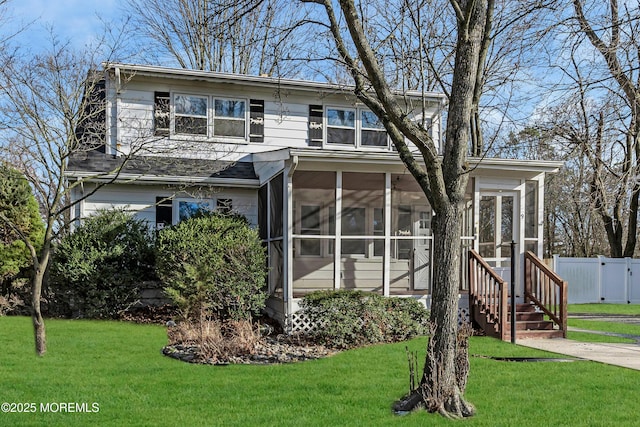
[0,36,163,355]
[302,0,496,418]
[124,0,302,75]
[527,1,640,258]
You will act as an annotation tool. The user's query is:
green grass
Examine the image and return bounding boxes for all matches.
[568,303,640,315]
[566,303,640,343]
[2,316,640,426]
[566,330,635,343]
[568,319,640,337]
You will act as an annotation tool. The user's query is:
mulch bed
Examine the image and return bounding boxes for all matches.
[162,334,338,365]
[119,306,338,365]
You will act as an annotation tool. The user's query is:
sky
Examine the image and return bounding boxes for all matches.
[5,0,120,51]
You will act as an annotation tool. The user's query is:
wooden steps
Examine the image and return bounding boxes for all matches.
[474,303,564,340]
[468,249,567,341]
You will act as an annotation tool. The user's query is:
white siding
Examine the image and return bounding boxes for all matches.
[117,90,154,154]
[263,101,309,148]
[80,183,258,228]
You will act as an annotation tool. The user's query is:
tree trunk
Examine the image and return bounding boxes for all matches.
[31,263,46,356]
[394,204,474,418]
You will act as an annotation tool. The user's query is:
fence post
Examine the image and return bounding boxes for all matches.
[597,255,604,302]
[626,257,631,304]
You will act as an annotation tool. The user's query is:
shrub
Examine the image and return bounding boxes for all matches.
[156,211,267,323]
[167,319,260,363]
[300,290,430,348]
[49,208,155,318]
[0,165,44,300]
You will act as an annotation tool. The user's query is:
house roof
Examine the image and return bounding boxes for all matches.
[103,62,447,102]
[66,151,259,187]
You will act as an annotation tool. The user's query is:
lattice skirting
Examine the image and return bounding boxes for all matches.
[286,307,471,335]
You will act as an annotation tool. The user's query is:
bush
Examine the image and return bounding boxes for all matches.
[300,290,430,349]
[49,208,155,318]
[167,319,260,363]
[156,211,267,322]
[0,165,44,300]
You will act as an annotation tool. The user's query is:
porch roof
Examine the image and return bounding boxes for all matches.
[66,151,260,188]
[253,148,563,175]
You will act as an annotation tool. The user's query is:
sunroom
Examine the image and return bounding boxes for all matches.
[254,148,562,328]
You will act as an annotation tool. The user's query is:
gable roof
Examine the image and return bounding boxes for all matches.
[103,62,447,103]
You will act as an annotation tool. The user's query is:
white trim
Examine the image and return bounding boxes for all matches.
[383,173,391,296]
[285,168,293,308]
[172,198,213,224]
[65,172,260,188]
[334,171,342,290]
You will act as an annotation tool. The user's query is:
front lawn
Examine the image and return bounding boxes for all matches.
[1,316,639,426]
[568,303,640,315]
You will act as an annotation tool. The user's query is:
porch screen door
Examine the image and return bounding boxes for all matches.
[413,210,431,290]
[478,193,517,274]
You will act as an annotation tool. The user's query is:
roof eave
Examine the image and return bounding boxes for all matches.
[66,171,260,189]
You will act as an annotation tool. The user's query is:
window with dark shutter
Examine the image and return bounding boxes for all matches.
[249,99,264,143]
[154,92,170,136]
[308,105,323,147]
[155,196,172,230]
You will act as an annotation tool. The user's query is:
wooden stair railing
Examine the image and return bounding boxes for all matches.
[468,249,509,340]
[524,251,568,338]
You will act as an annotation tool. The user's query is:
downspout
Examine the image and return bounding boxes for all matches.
[288,155,299,177]
[285,155,298,329]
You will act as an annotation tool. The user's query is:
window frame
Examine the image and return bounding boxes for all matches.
[213,97,247,138]
[173,198,214,224]
[174,93,208,136]
[324,106,390,149]
[325,107,356,146]
[171,93,248,141]
[360,110,388,148]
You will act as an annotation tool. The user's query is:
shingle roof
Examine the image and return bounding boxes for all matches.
[67,151,257,181]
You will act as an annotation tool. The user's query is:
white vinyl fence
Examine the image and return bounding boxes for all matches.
[552,255,640,304]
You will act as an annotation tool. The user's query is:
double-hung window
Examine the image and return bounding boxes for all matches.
[326,108,356,145]
[361,110,387,147]
[173,94,247,139]
[323,107,388,148]
[214,99,246,138]
[175,95,208,135]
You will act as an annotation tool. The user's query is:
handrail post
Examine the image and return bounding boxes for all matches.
[524,252,531,303]
[561,280,568,338]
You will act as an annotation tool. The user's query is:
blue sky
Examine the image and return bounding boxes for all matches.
[6,0,120,50]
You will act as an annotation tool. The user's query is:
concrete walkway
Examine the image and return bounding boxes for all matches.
[517,337,640,370]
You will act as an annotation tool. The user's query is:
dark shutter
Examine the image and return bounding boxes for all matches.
[308,104,323,147]
[76,79,106,153]
[156,196,172,230]
[249,99,264,143]
[154,92,170,136]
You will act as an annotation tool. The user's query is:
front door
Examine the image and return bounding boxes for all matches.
[478,192,518,281]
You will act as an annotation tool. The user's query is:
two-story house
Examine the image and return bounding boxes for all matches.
[67,63,563,331]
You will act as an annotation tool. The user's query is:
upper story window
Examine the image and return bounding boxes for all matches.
[214,99,246,138]
[327,108,356,145]
[309,105,390,149]
[361,110,387,147]
[162,93,248,140]
[175,95,208,135]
